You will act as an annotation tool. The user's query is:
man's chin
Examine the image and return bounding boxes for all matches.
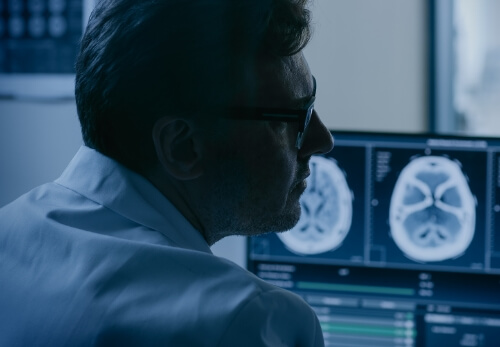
[273,203,302,233]
[227,195,303,237]
[295,179,308,196]
[247,208,301,236]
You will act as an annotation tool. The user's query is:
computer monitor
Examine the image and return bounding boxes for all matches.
[246,130,500,347]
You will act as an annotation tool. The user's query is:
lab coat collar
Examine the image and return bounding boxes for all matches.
[55,146,212,254]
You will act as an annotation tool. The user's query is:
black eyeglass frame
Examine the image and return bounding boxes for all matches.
[224,76,316,149]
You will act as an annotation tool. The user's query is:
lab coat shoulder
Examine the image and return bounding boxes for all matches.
[216,273,324,347]
[88,251,324,346]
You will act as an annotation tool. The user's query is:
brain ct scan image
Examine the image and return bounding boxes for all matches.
[389,156,476,262]
[278,156,353,255]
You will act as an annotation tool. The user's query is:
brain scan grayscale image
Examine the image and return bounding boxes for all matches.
[389,156,476,262]
[278,156,353,255]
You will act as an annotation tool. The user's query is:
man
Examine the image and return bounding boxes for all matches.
[0,0,333,345]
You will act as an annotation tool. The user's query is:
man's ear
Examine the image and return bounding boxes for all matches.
[152,117,204,180]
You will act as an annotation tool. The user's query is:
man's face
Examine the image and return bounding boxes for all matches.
[198,53,334,244]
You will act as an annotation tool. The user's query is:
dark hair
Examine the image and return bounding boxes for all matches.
[75,0,312,173]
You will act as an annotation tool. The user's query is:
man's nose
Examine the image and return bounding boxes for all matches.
[298,110,334,158]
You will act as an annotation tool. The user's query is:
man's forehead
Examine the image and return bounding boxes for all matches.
[255,53,313,108]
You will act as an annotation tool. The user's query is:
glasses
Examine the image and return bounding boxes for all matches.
[224,76,316,150]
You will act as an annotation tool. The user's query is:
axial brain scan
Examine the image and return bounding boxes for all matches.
[389,156,476,262]
[278,156,353,255]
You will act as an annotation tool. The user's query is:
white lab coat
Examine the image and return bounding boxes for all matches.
[0,146,324,346]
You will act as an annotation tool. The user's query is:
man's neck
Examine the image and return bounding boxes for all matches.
[144,168,208,243]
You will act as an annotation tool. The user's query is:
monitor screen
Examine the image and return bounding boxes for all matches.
[246,130,500,347]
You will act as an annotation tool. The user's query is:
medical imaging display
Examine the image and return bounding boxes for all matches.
[372,147,487,269]
[248,131,500,347]
[389,155,476,262]
[278,156,353,255]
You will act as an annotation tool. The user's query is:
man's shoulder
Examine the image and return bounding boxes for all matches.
[213,259,323,346]
[0,181,80,227]
[1,180,94,212]
[195,256,323,346]
[0,180,114,237]
[210,255,302,303]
